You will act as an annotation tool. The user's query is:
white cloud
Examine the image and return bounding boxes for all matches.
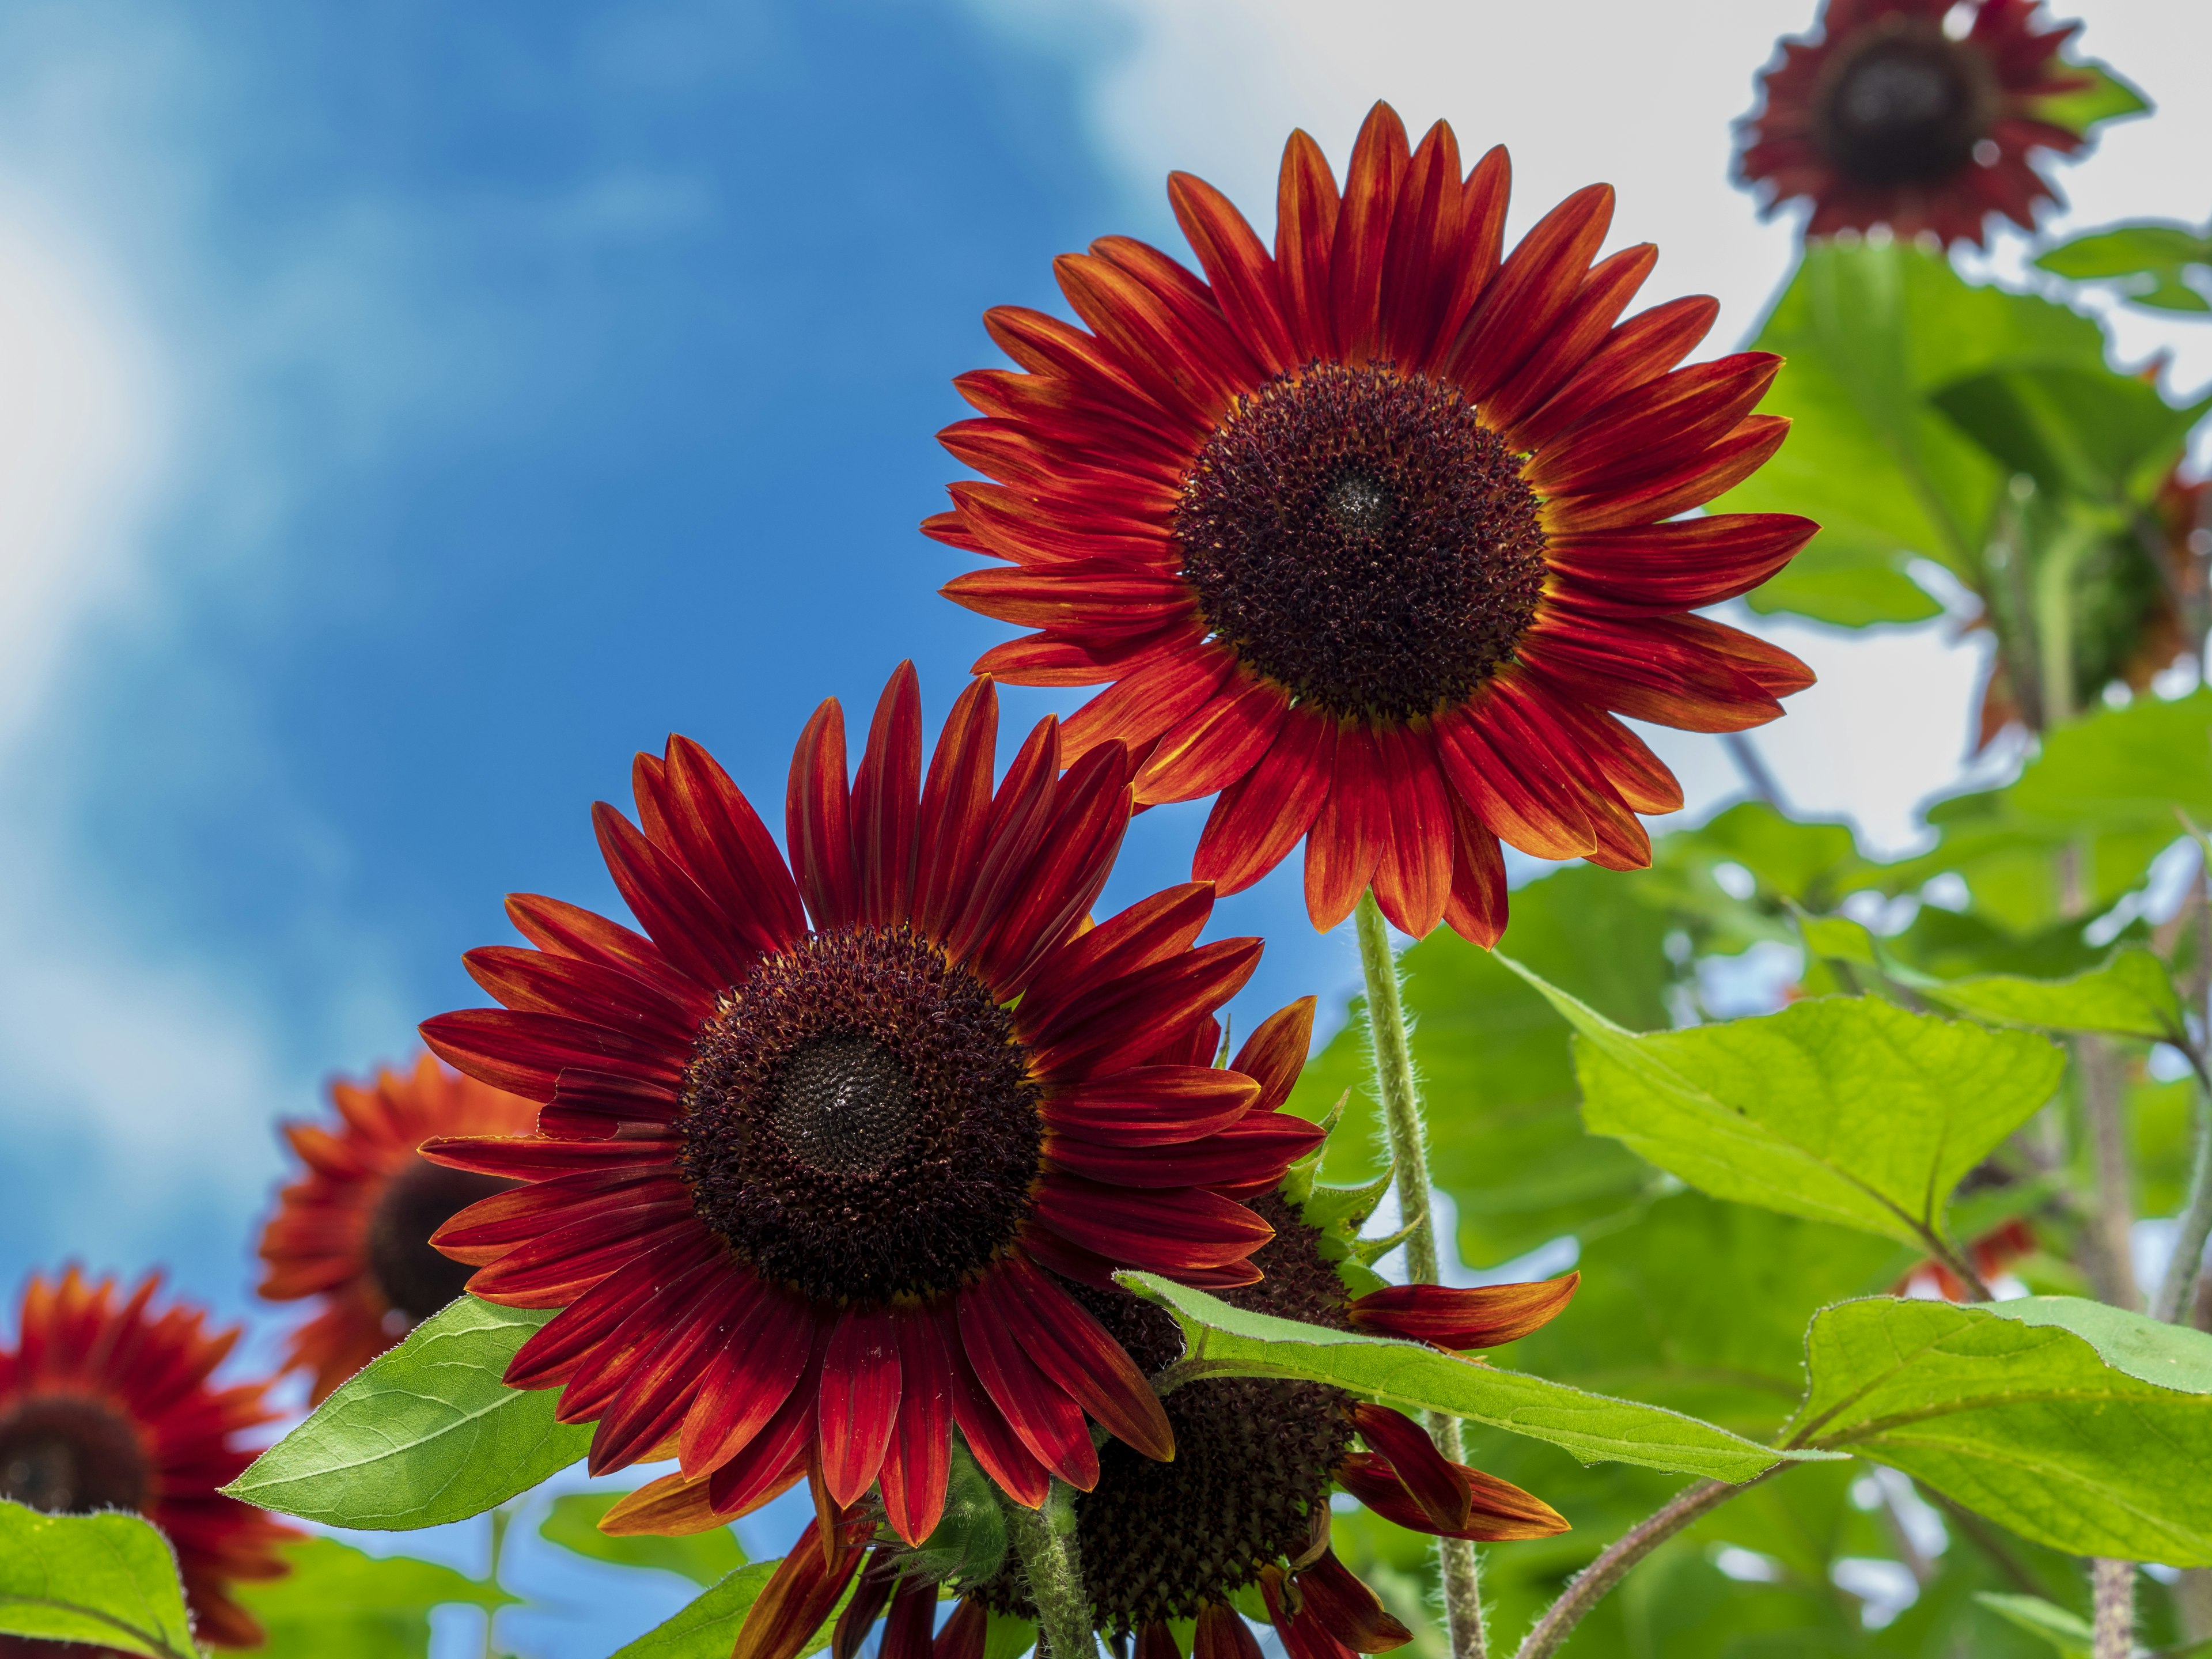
[965,0,2212,849]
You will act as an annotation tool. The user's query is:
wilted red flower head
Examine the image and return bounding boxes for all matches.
[929,101,1815,944]
[1737,0,2097,247]
[0,1268,296,1651]
[735,1039,1576,1659]
[256,1055,538,1402]
[419,663,1322,1544]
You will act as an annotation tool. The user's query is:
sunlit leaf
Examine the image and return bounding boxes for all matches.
[1909,946,2186,1041]
[1974,1593,2094,1657]
[224,1297,589,1529]
[1790,1297,2212,1563]
[2035,217,2210,313]
[1500,956,2065,1248]
[1118,1272,1833,1483]
[609,1563,777,1659]
[1931,365,2209,510]
[0,1501,198,1659]
[238,1537,514,1659]
[2025,58,2151,138]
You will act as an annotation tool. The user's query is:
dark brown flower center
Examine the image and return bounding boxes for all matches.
[368,1160,513,1323]
[978,1194,1358,1634]
[1175,361,1548,725]
[1812,18,1996,187]
[679,925,1043,1304]
[0,1396,150,1516]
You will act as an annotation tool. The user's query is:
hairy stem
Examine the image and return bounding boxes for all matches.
[1514,1476,1770,1659]
[1003,1483,1096,1659]
[2154,865,2212,1324]
[1354,890,1483,1659]
[2092,1558,2136,1659]
[2078,1033,2142,1311]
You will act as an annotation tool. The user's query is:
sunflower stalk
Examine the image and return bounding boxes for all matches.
[1353,890,1486,1659]
[1002,1480,1097,1659]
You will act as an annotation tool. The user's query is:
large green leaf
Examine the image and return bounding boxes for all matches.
[1714,241,2107,624]
[1975,1594,2096,1657]
[1788,1297,2212,1565]
[1910,946,2186,1041]
[225,1297,589,1529]
[1118,1272,1831,1483]
[539,1491,744,1587]
[0,1501,198,1658]
[1931,365,2210,511]
[1501,957,2065,1248]
[2005,685,2212,832]
[238,1538,514,1659]
[2036,218,2212,314]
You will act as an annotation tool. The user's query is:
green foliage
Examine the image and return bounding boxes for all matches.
[0,1499,198,1659]
[904,1442,1007,1582]
[225,1297,589,1530]
[1117,1271,1827,1482]
[1502,957,2065,1249]
[1789,1297,2212,1564]
[1931,366,2209,512]
[2023,59,2150,139]
[1716,241,2106,624]
[2037,218,2212,314]
[1975,1593,2095,1657]
[238,1537,514,1659]
[538,1493,744,1587]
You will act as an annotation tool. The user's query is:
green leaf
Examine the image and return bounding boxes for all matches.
[1931,365,2210,510]
[1499,956,2066,1248]
[608,1563,777,1659]
[1117,1272,1831,1483]
[1982,1296,2212,1393]
[224,1297,590,1529]
[2026,58,2150,137]
[983,1611,1038,1659]
[0,1501,198,1659]
[1974,1593,2095,1657]
[1789,1297,2212,1565]
[1910,946,2186,1041]
[238,1537,514,1659]
[2005,686,2212,833]
[538,1493,743,1587]
[1713,241,2108,625]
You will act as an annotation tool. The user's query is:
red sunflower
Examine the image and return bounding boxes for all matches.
[1737,0,2096,248]
[256,1055,539,1402]
[419,662,1321,1546]
[728,1003,1574,1659]
[927,101,1815,944]
[0,1268,297,1652]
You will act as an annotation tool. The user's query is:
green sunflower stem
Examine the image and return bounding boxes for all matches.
[1353,889,1486,1659]
[1002,1480,1097,1659]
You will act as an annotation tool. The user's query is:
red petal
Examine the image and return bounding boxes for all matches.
[420,1008,683,1103]
[957,1283,1099,1490]
[1515,676,1683,814]
[420,1130,674,1180]
[1541,414,1790,533]
[818,1306,903,1507]
[787,696,858,932]
[1514,293,1720,452]
[1368,724,1453,938]
[1294,1552,1414,1653]
[934,1599,987,1659]
[1527,354,1782,498]
[1031,1176,1272,1272]
[973,743,1136,996]
[469,1207,699,1309]
[1330,103,1410,363]
[1231,997,1316,1114]
[589,1274,749,1474]
[680,1276,817,1475]
[851,663,923,929]
[1434,703,1596,861]
[1262,1565,1354,1659]
[653,737,809,957]
[462,947,695,1049]
[1191,706,1334,895]
[1043,1067,1259,1147]
[537,1067,683,1141]
[1051,251,1230,434]
[880,1576,938,1659]
[878,1306,955,1546]
[916,678,999,938]
[1482,243,1656,441]
[707,1323,827,1514]
[1196,1601,1264,1659]
[729,1513,870,1659]
[1274,128,1342,362]
[503,892,712,1021]
[553,1247,731,1421]
[1441,796,1508,948]
[1169,170,1297,376]
[944,1303,1051,1507]
[1350,1403,1469,1532]
[1445,184,1613,399]
[1060,642,1236,766]
[505,1227,721,1391]
[942,714,1058,968]
[977,1257,1172,1462]
[1139,1623,1183,1659]
[1302,726,1389,931]
[1546,514,1818,610]
[1350,1274,1579,1350]
[435,1169,682,1263]
[1378,120,1467,371]
[1051,1111,1321,1189]
[1031,938,1262,1084]
[1335,1453,1569,1540]
[593,802,759,993]
[832,1553,899,1659]
[1020,883,1216,1048]
[1135,672,1291,806]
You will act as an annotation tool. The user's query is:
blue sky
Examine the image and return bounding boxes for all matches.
[0,0,2206,1649]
